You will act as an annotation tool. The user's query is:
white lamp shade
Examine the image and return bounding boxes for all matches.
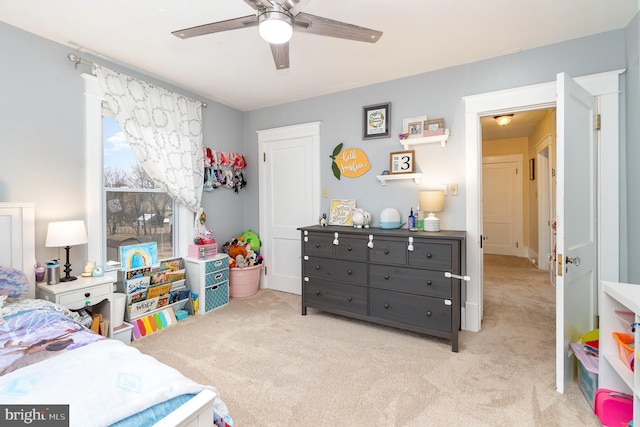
[258,11,293,44]
[419,190,445,213]
[45,220,88,247]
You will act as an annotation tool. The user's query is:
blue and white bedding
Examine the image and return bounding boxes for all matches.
[0,298,234,427]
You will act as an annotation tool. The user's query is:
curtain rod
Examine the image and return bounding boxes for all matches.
[66,53,208,108]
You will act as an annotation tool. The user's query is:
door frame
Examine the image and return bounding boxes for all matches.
[481,154,525,257]
[535,134,553,271]
[462,69,622,332]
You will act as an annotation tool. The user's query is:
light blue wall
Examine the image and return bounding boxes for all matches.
[625,14,640,282]
[242,30,628,238]
[0,22,245,270]
[1,19,637,281]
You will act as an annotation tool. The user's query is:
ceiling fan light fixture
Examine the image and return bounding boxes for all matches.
[258,9,293,44]
[494,114,514,126]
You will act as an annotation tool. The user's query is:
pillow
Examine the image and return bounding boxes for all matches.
[0,266,30,301]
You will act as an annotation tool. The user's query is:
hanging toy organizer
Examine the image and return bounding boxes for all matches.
[203,147,247,193]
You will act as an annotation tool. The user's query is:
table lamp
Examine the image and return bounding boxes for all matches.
[45,220,88,282]
[420,190,445,232]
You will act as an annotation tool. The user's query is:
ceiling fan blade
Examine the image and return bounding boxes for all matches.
[172,15,257,39]
[281,0,312,16]
[294,13,382,43]
[243,0,274,11]
[270,43,290,70]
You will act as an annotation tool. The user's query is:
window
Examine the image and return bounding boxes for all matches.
[102,106,175,265]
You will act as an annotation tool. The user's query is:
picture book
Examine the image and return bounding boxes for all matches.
[149,268,172,285]
[126,276,151,295]
[126,266,152,280]
[147,282,172,299]
[165,269,185,283]
[129,296,159,318]
[157,294,170,309]
[159,257,183,271]
[128,290,147,305]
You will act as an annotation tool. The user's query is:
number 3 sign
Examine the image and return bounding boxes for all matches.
[389,150,415,174]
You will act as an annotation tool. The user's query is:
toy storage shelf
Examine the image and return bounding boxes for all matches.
[376,173,422,186]
[399,130,449,150]
[599,281,640,424]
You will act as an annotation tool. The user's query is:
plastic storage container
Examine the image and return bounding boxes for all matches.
[229,265,261,298]
[612,332,635,370]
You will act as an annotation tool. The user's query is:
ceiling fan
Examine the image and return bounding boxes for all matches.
[171,0,383,70]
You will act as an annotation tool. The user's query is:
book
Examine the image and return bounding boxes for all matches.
[147,282,172,299]
[157,294,170,309]
[165,269,185,283]
[159,257,183,272]
[126,276,150,295]
[126,266,151,280]
[129,296,159,318]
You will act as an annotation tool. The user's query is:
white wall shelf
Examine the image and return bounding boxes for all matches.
[376,173,422,186]
[399,129,450,150]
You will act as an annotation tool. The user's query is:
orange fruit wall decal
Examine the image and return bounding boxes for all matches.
[330,143,371,180]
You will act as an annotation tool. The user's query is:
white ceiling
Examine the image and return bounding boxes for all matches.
[1,1,636,111]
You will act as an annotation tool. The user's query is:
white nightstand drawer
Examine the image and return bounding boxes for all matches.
[58,283,111,309]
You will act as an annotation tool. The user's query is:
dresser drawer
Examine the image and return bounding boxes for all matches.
[303,232,334,257]
[58,283,112,309]
[408,242,452,271]
[304,257,367,285]
[369,239,407,265]
[334,236,368,261]
[205,256,229,274]
[305,278,367,315]
[369,264,452,298]
[370,288,451,333]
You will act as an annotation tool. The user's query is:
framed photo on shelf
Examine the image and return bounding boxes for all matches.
[362,102,391,139]
[402,115,428,139]
[389,150,415,174]
[424,118,445,136]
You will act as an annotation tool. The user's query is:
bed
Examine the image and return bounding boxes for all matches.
[0,266,234,427]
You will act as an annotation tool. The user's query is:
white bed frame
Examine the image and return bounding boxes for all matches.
[0,202,218,426]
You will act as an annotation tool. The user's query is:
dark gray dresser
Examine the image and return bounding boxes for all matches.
[299,225,466,352]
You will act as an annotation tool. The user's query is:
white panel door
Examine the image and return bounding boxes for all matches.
[258,123,320,295]
[482,156,523,256]
[555,73,597,393]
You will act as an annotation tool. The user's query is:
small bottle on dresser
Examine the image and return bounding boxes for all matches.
[408,207,416,231]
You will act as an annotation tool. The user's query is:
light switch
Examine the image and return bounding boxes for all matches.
[450,184,458,196]
[322,187,328,198]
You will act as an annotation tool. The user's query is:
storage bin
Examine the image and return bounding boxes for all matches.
[571,342,598,408]
[113,322,133,345]
[612,332,635,370]
[204,282,229,312]
[229,265,262,298]
[594,388,633,427]
[188,243,218,259]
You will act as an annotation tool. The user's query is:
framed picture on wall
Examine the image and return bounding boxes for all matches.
[329,199,357,225]
[389,150,415,174]
[363,102,391,139]
[424,118,445,136]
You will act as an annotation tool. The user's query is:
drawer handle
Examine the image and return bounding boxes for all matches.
[315,243,320,248]
[426,280,432,286]
[426,253,432,259]
[347,296,353,302]
[347,245,352,251]
[426,311,432,317]
[384,249,389,255]
[384,303,390,309]
[315,265,320,270]
[347,270,352,275]
[84,292,91,298]
[384,275,389,280]
[315,290,320,295]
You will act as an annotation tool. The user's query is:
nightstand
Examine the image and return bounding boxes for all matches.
[36,275,115,338]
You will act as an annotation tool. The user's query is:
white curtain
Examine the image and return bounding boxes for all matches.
[94,65,204,212]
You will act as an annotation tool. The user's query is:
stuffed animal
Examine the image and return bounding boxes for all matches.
[241,230,261,252]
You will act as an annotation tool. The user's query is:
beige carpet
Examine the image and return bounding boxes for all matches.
[132,255,600,426]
